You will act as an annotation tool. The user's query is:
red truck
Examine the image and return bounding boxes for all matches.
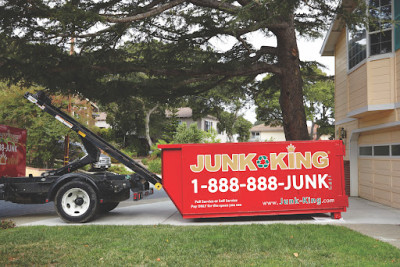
[0,91,348,223]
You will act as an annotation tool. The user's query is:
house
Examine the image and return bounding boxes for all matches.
[94,112,111,129]
[249,124,285,142]
[169,107,235,142]
[321,0,400,208]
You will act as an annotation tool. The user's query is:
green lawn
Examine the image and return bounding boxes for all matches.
[0,224,399,266]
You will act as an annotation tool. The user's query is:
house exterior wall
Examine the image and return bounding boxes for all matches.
[348,64,368,112]
[334,30,349,122]
[259,131,286,142]
[332,14,400,209]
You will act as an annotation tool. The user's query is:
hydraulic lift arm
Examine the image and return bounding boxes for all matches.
[25,91,162,187]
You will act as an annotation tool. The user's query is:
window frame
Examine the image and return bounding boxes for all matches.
[347,9,368,70]
[204,120,213,132]
[347,0,394,73]
[391,143,400,157]
[367,0,394,57]
[359,143,395,157]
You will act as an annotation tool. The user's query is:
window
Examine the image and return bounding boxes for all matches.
[347,0,393,70]
[359,146,373,156]
[204,120,213,132]
[251,132,260,141]
[369,0,392,56]
[348,11,367,69]
[373,145,390,156]
[391,144,400,156]
[359,144,391,156]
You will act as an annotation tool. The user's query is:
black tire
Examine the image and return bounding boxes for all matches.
[54,180,99,223]
[98,202,119,213]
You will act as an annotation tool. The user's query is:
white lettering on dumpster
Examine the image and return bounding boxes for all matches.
[191,174,332,194]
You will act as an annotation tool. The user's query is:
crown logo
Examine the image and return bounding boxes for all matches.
[0,152,7,165]
[286,144,296,152]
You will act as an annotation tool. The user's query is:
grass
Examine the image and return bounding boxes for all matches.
[0,224,399,266]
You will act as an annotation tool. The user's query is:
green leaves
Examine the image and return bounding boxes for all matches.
[254,63,335,139]
[0,83,74,168]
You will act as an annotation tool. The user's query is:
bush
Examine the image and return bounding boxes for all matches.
[172,123,220,144]
[121,148,138,158]
[149,140,167,159]
[147,158,162,174]
[141,158,148,166]
[108,165,132,175]
[0,220,15,230]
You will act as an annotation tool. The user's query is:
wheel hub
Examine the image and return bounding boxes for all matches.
[74,197,84,206]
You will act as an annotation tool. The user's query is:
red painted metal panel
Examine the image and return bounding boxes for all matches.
[161,148,183,212]
[0,125,27,177]
[159,140,348,219]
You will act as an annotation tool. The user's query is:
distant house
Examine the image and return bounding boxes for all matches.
[249,124,285,142]
[168,107,234,142]
[94,112,111,129]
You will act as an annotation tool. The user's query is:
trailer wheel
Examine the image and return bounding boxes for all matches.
[99,202,119,213]
[55,181,98,223]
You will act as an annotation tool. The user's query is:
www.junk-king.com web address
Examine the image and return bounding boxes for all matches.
[263,197,335,206]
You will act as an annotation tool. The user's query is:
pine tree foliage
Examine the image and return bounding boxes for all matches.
[0,0,363,140]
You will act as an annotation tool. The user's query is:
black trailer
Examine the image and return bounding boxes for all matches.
[0,91,162,223]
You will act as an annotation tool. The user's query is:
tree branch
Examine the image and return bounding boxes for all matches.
[189,0,241,13]
[88,61,281,77]
[103,0,185,23]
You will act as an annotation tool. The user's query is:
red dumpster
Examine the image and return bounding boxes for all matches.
[159,140,348,219]
[0,125,27,177]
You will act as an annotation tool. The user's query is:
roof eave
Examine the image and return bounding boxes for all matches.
[320,0,357,56]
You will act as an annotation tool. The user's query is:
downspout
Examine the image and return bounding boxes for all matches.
[349,131,360,196]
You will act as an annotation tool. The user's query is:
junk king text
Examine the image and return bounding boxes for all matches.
[189,145,330,173]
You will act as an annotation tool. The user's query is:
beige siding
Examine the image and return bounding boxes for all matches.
[396,50,400,103]
[358,126,400,144]
[367,58,394,105]
[348,65,368,112]
[358,110,396,128]
[335,120,358,161]
[334,31,348,122]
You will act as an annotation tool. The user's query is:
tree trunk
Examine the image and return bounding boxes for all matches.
[144,104,159,148]
[310,120,316,140]
[275,17,310,141]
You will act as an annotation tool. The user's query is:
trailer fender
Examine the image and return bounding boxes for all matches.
[46,173,100,202]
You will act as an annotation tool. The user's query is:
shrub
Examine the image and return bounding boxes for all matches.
[108,165,132,175]
[148,158,162,174]
[172,123,220,144]
[141,158,148,166]
[149,140,167,159]
[121,148,138,159]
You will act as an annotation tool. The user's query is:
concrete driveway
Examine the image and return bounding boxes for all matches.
[2,197,400,249]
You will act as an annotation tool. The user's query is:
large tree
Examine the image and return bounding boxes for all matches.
[254,63,335,139]
[0,0,357,140]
